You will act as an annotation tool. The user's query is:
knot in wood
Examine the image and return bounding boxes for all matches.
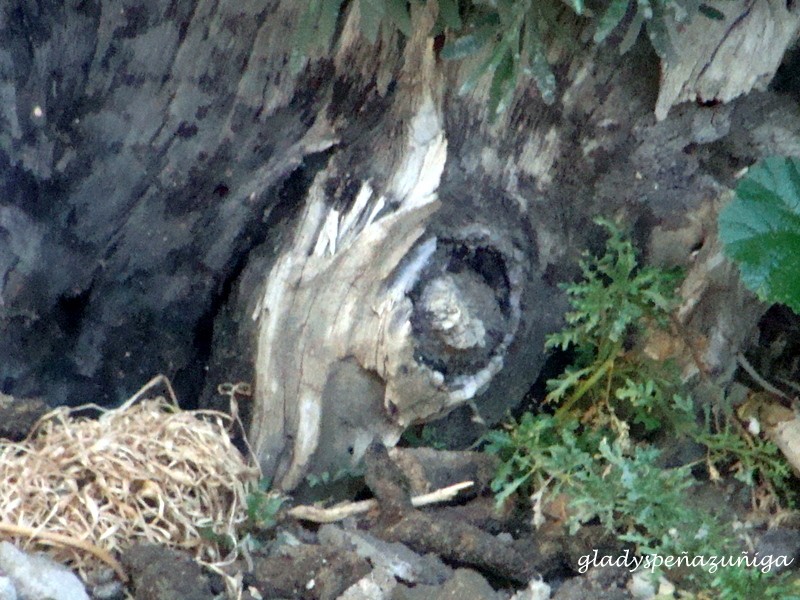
[419,274,486,350]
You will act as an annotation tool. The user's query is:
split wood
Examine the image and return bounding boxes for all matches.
[287,480,474,523]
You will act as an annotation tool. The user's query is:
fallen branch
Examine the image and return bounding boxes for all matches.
[0,522,128,582]
[736,353,791,401]
[287,480,474,524]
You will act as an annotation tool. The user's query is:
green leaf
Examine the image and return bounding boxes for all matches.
[438,0,462,30]
[440,25,495,60]
[494,0,518,25]
[719,157,800,315]
[594,0,631,44]
[459,36,509,96]
[522,15,556,104]
[488,46,517,119]
[698,4,726,21]
[384,0,413,37]
[565,0,585,15]
[317,0,347,52]
[644,2,674,62]
[618,8,644,54]
[359,0,385,44]
[290,0,324,74]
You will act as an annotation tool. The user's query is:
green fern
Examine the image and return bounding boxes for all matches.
[290,0,726,119]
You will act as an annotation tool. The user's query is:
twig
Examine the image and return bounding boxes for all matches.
[287,480,474,524]
[0,522,128,582]
[122,373,179,408]
[736,353,791,401]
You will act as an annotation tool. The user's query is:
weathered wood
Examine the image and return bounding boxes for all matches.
[656,0,800,121]
[2,1,800,489]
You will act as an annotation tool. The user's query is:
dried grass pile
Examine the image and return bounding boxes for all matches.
[0,378,260,580]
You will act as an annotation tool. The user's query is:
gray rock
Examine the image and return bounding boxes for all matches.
[337,567,397,600]
[509,578,551,600]
[120,544,215,600]
[319,524,452,585]
[392,569,507,600]
[0,576,17,600]
[755,527,800,573]
[0,542,88,600]
[552,567,632,600]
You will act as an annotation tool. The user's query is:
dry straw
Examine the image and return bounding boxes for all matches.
[0,376,260,581]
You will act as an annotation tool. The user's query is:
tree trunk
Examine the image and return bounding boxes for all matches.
[2,0,799,489]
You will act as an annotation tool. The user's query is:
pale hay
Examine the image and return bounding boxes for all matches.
[0,383,260,580]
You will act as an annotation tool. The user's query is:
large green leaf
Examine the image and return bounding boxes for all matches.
[718,156,800,314]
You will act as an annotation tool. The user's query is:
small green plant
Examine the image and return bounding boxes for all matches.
[400,423,448,449]
[291,0,725,119]
[695,402,795,504]
[197,478,286,554]
[544,218,686,434]
[485,219,691,518]
[483,219,799,596]
[244,478,286,531]
[710,566,800,600]
[483,413,599,516]
[719,156,800,316]
[305,466,364,487]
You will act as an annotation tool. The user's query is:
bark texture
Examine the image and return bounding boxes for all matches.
[1,1,800,487]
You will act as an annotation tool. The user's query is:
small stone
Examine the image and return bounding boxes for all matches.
[0,576,17,600]
[121,544,215,600]
[510,578,551,600]
[755,527,800,573]
[0,542,89,600]
[90,580,126,600]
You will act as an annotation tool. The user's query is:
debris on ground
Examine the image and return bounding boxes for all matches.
[0,376,259,583]
[0,541,89,600]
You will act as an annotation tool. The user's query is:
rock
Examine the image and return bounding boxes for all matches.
[509,578,551,600]
[392,568,507,600]
[0,576,17,600]
[318,523,452,585]
[337,567,397,600]
[755,527,800,573]
[0,394,49,441]
[85,567,126,600]
[0,542,88,600]
[120,544,214,600]
[552,567,632,600]
[251,543,371,600]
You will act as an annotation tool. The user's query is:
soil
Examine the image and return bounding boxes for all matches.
[112,442,797,600]
[8,311,800,600]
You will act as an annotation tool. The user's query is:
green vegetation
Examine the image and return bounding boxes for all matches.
[244,478,286,531]
[293,0,724,119]
[719,156,800,315]
[226,478,287,553]
[544,218,684,431]
[483,219,799,596]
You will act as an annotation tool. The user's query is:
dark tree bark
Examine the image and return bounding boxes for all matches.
[2,0,800,488]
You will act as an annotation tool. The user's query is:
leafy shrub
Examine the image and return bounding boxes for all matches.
[484,219,798,595]
[292,0,724,119]
[544,218,686,432]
